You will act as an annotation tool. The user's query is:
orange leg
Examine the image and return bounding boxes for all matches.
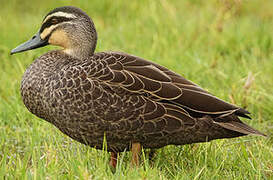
[109,152,117,169]
[131,142,141,166]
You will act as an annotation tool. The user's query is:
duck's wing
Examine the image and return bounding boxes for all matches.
[92,51,250,119]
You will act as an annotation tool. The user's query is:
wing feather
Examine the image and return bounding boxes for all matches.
[92,52,250,119]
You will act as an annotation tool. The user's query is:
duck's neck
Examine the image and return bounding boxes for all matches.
[63,27,97,60]
[63,44,95,59]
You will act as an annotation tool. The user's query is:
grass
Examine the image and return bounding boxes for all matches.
[0,0,272,179]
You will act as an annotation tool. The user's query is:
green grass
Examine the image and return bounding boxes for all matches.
[0,0,272,179]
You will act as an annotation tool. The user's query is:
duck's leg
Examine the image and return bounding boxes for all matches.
[109,152,118,169]
[131,142,141,166]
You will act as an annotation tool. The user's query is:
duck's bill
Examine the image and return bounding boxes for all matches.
[10,31,48,55]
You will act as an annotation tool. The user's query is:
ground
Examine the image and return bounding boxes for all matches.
[0,0,272,179]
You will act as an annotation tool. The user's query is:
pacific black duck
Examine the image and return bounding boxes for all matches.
[11,6,265,168]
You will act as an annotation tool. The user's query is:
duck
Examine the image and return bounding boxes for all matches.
[11,6,265,168]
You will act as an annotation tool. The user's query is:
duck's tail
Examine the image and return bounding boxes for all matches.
[214,114,266,137]
[215,121,266,136]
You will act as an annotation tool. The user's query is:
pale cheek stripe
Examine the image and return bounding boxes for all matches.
[43,12,76,24]
[40,22,75,40]
[40,24,58,40]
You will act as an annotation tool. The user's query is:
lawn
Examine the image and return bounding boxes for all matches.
[0,0,272,179]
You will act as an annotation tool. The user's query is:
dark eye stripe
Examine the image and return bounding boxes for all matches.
[40,16,74,33]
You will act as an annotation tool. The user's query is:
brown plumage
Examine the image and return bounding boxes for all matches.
[11,6,265,166]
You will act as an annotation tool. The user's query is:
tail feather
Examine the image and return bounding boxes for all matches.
[213,112,266,137]
[215,121,266,137]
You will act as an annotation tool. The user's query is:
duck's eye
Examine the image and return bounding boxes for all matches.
[51,18,58,24]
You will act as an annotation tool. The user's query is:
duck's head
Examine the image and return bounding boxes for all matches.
[11,6,97,59]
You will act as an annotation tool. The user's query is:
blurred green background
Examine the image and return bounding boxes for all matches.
[0,0,272,179]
